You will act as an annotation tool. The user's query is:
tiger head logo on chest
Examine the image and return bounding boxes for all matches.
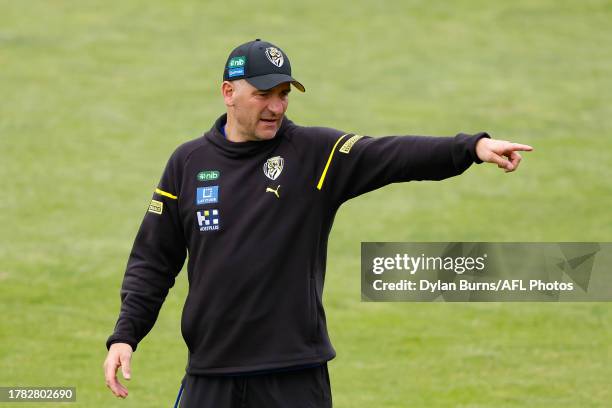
[263,156,284,180]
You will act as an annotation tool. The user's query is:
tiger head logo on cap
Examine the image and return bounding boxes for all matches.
[265,47,284,68]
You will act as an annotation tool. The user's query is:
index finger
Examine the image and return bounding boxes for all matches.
[509,143,533,151]
[120,353,131,380]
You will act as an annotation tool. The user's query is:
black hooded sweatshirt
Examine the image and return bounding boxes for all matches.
[106,114,489,375]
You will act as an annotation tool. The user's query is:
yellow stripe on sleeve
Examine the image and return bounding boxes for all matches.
[155,188,178,200]
[316,134,349,190]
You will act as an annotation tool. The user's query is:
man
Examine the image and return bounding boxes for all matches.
[104,39,532,407]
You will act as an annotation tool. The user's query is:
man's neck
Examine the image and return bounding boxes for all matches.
[224,116,250,143]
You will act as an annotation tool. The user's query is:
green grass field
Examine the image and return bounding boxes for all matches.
[1,1,611,406]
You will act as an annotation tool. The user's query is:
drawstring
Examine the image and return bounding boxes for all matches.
[173,377,185,408]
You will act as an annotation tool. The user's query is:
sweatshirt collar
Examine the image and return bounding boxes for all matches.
[206,113,291,158]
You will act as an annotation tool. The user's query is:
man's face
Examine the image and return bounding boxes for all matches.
[224,80,290,141]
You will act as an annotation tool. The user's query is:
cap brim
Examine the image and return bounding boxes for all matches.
[245,74,305,93]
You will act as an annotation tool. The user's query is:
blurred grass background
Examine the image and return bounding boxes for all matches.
[1,0,611,406]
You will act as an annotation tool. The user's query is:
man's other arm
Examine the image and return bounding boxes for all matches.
[104,150,187,398]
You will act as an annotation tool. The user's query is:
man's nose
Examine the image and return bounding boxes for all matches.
[267,97,284,115]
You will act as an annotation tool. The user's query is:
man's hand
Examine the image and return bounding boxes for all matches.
[475,138,533,172]
[103,343,133,398]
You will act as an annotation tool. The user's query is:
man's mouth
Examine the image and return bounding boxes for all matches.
[260,118,277,123]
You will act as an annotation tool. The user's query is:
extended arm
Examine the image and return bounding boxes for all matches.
[314,129,533,206]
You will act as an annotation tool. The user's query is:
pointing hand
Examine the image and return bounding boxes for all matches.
[475,138,534,172]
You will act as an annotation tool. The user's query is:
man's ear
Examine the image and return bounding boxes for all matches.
[222,81,235,107]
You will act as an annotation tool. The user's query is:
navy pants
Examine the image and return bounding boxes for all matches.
[178,363,332,408]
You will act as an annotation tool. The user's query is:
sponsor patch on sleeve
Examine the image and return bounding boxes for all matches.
[148,199,163,215]
[339,134,364,154]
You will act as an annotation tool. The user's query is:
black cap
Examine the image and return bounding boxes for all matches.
[223,39,305,92]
